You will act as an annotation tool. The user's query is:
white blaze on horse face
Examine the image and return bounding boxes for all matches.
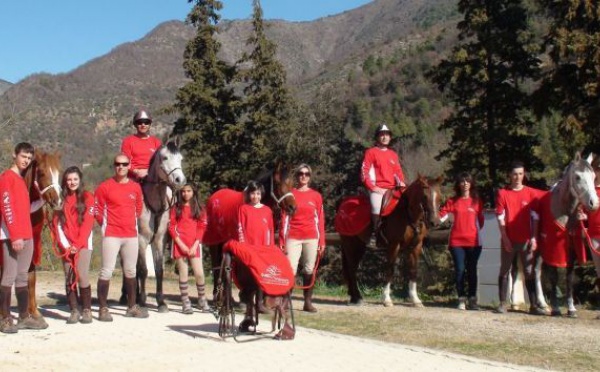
[572,163,599,211]
[160,147,185,187]
[50,167,63,209]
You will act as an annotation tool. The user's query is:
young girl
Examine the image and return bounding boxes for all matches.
[237,180,275,315]
[168,183,210,314]
[53,166,95,324]
[439,172,484,311]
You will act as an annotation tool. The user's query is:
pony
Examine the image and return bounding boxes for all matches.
[134,141,186,313]
[16,151,62,325]
[204,161,297,302]
[536,152,599,317]
[336,175,443,306]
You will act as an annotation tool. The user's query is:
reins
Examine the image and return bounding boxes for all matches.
[43,208,80,291]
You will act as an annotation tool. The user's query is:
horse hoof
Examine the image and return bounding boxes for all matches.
[383,300,394,307]
[157,304,169,313]
[412,302,425,308]
[348,299,364,307]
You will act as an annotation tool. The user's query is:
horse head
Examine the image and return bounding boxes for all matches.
[26,152,63,210]
[149,141,186,190]
[408,174,443,229]
[567,152,599,212]
[270,160,297,216]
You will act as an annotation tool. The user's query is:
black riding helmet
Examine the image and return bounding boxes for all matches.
[133,110,152,125]
[374,123,392,138]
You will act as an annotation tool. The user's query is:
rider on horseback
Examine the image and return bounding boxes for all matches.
[121,109,162,182]
[360,123,406,248]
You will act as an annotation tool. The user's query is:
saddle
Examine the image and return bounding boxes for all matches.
[380,187,403,217]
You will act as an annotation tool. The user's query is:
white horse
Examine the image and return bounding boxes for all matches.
[136,141,186,313]
[536,152,599,317]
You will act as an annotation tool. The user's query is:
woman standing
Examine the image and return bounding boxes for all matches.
[53,166,95,324]
[168,184,210,314]
[237,180,275,314]
[280,164,325,313]
[439,173,484,311]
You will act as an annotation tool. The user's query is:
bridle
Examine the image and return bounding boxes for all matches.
[270,173,295,208]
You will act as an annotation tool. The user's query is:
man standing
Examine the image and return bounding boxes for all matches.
[495,161,547,315]
[0,142,48,333]
[94,153,147,321]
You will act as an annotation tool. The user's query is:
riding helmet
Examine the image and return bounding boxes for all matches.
[133,109,152,124]
[374,123,392,137]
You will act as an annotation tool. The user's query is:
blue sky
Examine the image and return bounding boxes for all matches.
[1,0,372,84]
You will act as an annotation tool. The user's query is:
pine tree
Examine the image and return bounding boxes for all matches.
[429,0,542,198]
[171,0,239,194]
[233,0,295,182]
[535,0,600,152]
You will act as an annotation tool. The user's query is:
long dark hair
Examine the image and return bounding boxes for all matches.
[175,183,202,221]
[57,166,87,226]
[453,172,479,200]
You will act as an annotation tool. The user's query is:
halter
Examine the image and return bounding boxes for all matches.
[270,173,294,207]
[568,162,596,207]
[36,181,62,196]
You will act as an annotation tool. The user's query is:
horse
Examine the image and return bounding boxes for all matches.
[134,141,186,313]
[18,151,62,325]
[536,152,599,317]
[204,161,297,304]
[336,175,443,306]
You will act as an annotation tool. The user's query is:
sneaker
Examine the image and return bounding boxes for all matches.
[197,297,211,312]
[467,297,479,311]
[457,297,466,310]
[182,299,194,315]
[67,309,81,324]
[0,316,18,334]
[125,304,149,318]
[98,307,113,322]
[80,309,93,324]
[17,315,48,330]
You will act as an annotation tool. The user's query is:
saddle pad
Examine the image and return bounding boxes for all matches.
[380,188,402,217]
[224,240,294,296]
[203,189,244,246]
[334,195,371,236]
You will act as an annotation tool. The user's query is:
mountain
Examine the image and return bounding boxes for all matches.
[0,0,458,172]
[0,79,12,96]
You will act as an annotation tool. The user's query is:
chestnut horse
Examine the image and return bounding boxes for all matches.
[204,161,297,301]
[21,151,63,325]
[338,175,443,306]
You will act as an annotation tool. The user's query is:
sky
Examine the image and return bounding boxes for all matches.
[0,0,372,84]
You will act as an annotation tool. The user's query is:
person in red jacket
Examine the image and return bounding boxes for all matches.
[120,109,162,182]
[280,164,325,313]
[237,180,275,314]
[52,166,95,324]
[584,156,600,319]
[0,142,47,334]
[168,183,210,314]
[94,153,146,321]
[495,161,546,315]
[439,173,484,311]
[361,123,406,247]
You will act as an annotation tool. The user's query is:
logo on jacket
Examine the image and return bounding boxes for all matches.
[129,193,136,200]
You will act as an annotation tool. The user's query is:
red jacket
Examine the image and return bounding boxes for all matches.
[168,205,207,259]
[121,135,162,177]
[94,178,143,238]
[495,186,540,244]
[280,188,325,246]
[361,146,405,191]
[53,191,95,250]
[439,197,484,247]
[587,186,600,238]
[0,169,32,241]
[237,204,275,247]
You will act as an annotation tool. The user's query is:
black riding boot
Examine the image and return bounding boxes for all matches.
[97,279,113,322]
[495,276,508,313]
[303,274,317,313]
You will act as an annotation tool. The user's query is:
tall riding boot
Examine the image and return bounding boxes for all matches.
[526,279,546,316]
[257,289,271,314]
[79,286,93,324]
[15,286,47,329]
[368,214,381,248]
[124,278,148,318]
[495,276,508,313]
[66,285,80,324]
[303,274,317,313]
[0,286,17,334]
[97,279,113,322]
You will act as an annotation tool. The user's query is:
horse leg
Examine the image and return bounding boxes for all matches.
[153,233,169,313]
[341,235,366,305]
[136,248,148,307]
[119,258,128,305]
[545,264,561,316]
[209,244,223,301]
[382,243,400,307]
[405,245,424,307]
[565,262,577,317]
[27,266,47,325]
[534,252,549,310]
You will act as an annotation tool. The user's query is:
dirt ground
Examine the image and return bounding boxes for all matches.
[1,271,597,371]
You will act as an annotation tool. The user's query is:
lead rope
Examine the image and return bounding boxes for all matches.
[581,220,600,257]
[45,209,80,291]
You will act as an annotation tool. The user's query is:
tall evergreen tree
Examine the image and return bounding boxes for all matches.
[171,0,239,194]
[233,0,295,182]
[535,0,600,152]
[430,0,542,199]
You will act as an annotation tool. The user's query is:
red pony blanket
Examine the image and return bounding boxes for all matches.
[203,189,244,246]
[223,240,294,296]
[334,195,371,236]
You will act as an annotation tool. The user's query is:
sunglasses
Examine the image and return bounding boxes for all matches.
[297,171,311,177]
[114,162,130,167]
[134,120,151,126]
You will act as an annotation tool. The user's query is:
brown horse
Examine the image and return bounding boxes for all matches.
[204,161,297,302]
[23,151,63,324]
[339,175,443,306]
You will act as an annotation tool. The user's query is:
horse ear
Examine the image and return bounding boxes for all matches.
[436,175,444,184]
[585,152,594,165]
[574,151,582,162]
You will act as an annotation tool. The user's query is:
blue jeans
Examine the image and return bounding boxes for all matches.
[450,246,482,298]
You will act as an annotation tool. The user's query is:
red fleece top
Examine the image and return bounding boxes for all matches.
[168,205,207,258]
[237,204,275,247]
[121,135,162,176]
[495,186,540,244]
[94,178,143,238]
[587,187,600,238]
[280,188,325,246]
[361,146,405,191]
[53,191,95,250]
[439,197,484,247]
[0,169,32,241]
